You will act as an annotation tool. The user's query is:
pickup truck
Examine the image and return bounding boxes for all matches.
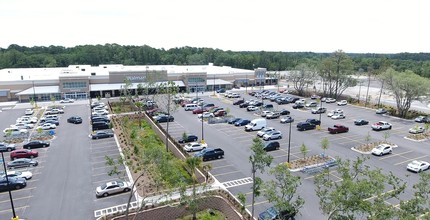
[328,124,349,134]
[194,148,224,161]
[371,121,392,131]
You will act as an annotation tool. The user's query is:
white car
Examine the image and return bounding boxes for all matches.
[37,123,56,130]
[406,160,430,173]
[95,180,132,197]
[409,126,425,134]
[331,113,346,120]
[263,131,282,140]
[3,127,28,136]
[257,127,276,137]
[327,109,343,117]
[280,116,294,123]
[92,110,108,116]
[25,109,34,115]
[306,102,318,107]
[16,116,38,124]
[325,98,336,103]
[183,142,208,152]
[11,123,34,129]
[1,170,33,180]
[371,144,393,156]
[60,98,75,103]
[198,112,214,119]
[261,111,272,117]
[247,106,259,111]
[337,100,348,106]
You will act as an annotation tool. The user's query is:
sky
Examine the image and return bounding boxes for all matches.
[1,0,430,53]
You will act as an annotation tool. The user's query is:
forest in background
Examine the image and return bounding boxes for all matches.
[1,44,430,78]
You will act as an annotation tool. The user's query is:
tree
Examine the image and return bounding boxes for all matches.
[134,101,143,129]
[398,172,430,218]
[314,156,406,219]
[249,137,273,219]
[263,163,304,218]
[318,50,356,99]
[287,63,317,96]
[300,143,308,160]
[380,68,430,118]
[321,137,329,157]
[237,192,247,217]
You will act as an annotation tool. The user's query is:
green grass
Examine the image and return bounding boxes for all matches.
[177,209,226,220]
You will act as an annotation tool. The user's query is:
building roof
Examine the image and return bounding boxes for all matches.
[16,86,60,95]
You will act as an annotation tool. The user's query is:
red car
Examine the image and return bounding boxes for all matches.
[10,149,39,160]
[192,107,207,114]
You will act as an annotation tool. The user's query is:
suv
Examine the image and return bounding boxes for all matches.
[263,141,280,151]
[10,149,39,160]
[297,122,316,131]
[68,116,83,124]
[262,104,274,109]
[306,119,321,125]
[194,148,224,161]
[178,135,198,143]
[92,121,110,131]
[266,112,281,119]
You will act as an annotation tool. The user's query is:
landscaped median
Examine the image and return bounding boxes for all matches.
[287,155,337,173]
[404,132,430,142]
[351,141,398,154]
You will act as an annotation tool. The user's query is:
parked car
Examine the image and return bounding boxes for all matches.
[414,116,430,123]
[325,98,336,103]
[376,108,388,114]
[7,158,38,169]
[263,141,280,151]
[297,122,316,131]
[331,113,346,120]
[260,111,272,117]
[60,98,75,103]
[406,160,430,173]
[409,126,425,134]
[279,109,290,115]
[37,123,56,130]
[92,121,110,130]
[235,119,251,126]
[193,148,224,161]
[3,128,28,137]
[11,123,34,130]
[371,121,392,131]
[43,120,59,126]
[216,88,226,93]
[95,180,132,197]
[65,116,81,124]
[1,170,32,180]
[354,119,369,126]
[25,109,34,115]
[239,102,250,108]
[213,110,227,117]
[247,106,259,111]
[327,109,343,117]
[198,112,214,119]
[306,102,318,108]
[306,119,321,125]
[371,144,393,156]
[91,116,110,124]
[292,103,305,109]
[312,107,327,114]
[258,206,296,220]
[280,116,294,123]
[154,115,174,123]
[91,131,114,139]
[178,134,198,143]
[337,100,348,106]
[311,94,321,100]
[328,124,349,134]
[266,112,281,119]
[23,140,50,149]
[10,149,38,160]
[0,142,16,152]
[257,127,276,137]
[263,131,282,141]
[46,108,64,115]
[0,177,27,191]
[262,104,274,109]
[233,99,245,105]
[227,118,242,124]
[183,142,208,152]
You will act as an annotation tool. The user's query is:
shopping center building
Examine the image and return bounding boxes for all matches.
[0,64,270,102]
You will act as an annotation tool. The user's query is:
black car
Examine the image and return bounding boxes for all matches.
[194,148,224,161]
[292,103,305,109]
[306,119,321,125]
[287,97,300,103]
[263,141,280,151]
[0,142,16,152]
[155,115,174,123]
[263,104,274,109]
[354,119,369,126]
[233,99,245,105]
[44,120,59,126]
[279,109,290,115]
[92,121,110,131]
[216,88,226,93]
[91,131,114,139]
[276,98,289,105]
[7,158,38,169]
[178,134,198,143]
[228,118,242,124]
[23,140,50,149]
[239,103,250,108]
[0,177,27,191]
[91,116,110,124]
[67,116,83,124]
[254,101,263,107]
[235,119,251,126]
[248,91,256,96]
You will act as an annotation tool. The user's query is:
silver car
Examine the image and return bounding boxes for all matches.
[96,180,132,197]
[263,131,282,141]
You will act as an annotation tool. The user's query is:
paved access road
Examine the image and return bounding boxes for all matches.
[163,91,430,219]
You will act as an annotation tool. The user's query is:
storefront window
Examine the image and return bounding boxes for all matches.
[63,82,87,89]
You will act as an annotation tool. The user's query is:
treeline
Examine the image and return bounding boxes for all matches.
[1,44,430,77]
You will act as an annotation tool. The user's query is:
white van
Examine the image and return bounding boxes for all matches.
[184,104,198,111]
[245,118,267,131]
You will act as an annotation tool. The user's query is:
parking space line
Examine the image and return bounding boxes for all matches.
[93,192,131,201]
[0,195,32,204]
[93,177,129,184]
[364,189,395,201]
[92,153,119,159]
[0,205,29,214]
[394,155,429,166]
[93,164,123,171]
[211,164,234,170]
[90,144,118,149]
[212,170,241,177]
[91,149,120,155]
[92,169,124,177]
[245,200,268,207]
[379,150,414,160]
[0,187,36,196]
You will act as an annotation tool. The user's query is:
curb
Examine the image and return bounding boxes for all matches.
[404,136,428,142]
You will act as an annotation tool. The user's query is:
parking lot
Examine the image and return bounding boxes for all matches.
[0,101,132,219]
[162,90,430,219]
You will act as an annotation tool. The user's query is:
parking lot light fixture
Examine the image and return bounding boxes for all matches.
[287,121,292,163]
[1,152,17,219]
[201,115,205,144]
[319,98,323,124]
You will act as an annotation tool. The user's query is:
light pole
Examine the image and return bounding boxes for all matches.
[358,80,362,104]
[32,80,37,107]
[319,98,323,124]
[245,73,248,94]
[1,152,17,219]
[287,121,292,163]
[201,114,205,144]
[213,75,216,96]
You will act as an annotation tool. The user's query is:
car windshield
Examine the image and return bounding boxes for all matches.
[410,161,421,166]
[101,183,108,190]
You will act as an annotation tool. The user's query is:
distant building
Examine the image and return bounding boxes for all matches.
[0,64,271,102]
